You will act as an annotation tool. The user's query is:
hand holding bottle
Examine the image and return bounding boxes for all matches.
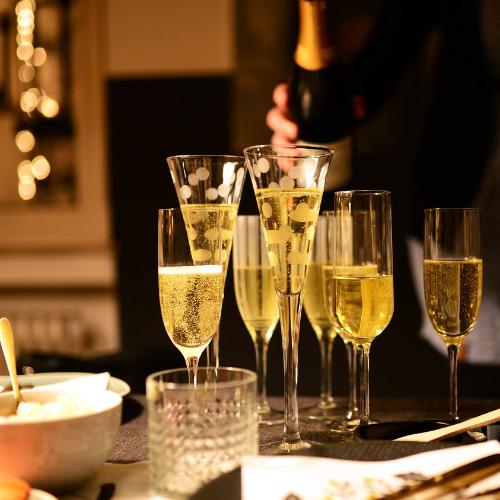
[266,83,299,145]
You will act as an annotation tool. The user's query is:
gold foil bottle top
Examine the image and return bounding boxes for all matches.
[294,0,335,71]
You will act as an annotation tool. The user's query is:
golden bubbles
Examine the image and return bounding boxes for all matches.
[17,159,33,182]
[18,179,37,200]
[20,88,40,113]
[15,130,35,152]
[16,41,34,61]
[15,1,35,16]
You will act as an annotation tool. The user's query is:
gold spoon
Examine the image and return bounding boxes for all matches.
[0,317,22,415]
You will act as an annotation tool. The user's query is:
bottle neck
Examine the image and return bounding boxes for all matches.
[294,0,335,71]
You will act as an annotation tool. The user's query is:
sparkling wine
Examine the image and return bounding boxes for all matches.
[304,262,339,342]
[180,203,238,271]
[158,265,224,358]
[233,266,279,343]
[334,270,393,344]
[255,188,322,295]
[424,258,482,345]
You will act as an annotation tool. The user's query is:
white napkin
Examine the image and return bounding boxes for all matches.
[242,440,500,500]
[21,372,111,394]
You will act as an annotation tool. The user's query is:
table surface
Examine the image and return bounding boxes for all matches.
[110,394,500,464]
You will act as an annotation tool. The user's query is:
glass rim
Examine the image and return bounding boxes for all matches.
[166,154,245,162]
[424,207,480,213]
[335,189,391,196]
[243,143,333,159]
[158,207,180,214]
[146,366,257,389]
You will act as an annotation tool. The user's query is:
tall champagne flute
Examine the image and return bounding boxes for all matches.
[301,214,343,421]
[158,208,225,384]
[423,208,482,421]
[244,144,332,452]
[323,211,359,426]
[332,191,394,426]
[167,155,247,368]
[233,215,282,425]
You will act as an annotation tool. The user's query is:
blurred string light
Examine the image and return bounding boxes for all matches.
[14,0,57,200]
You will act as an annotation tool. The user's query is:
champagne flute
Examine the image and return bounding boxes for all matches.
[423,208,482,421]
[167,155,247,368]
[233,215,282,425]
[244,144,332,452]
[323,211,359,427]
[158,208,225,385]
[301,214,343,422]
[332,191,394,426]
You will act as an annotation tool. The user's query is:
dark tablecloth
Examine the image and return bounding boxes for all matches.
[110,394,500,463]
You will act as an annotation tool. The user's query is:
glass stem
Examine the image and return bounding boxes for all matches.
[254,334,271,413]
[358,343,371,425]
[277,290,303,446]
[318,327,335,408]
[344,340,358,420]
[206,326,220,369]
[186,356,199,387]
[448,343,460,421]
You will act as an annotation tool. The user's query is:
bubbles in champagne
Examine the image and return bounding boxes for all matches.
[306,225,315,240]
[204,227,219,241]
[192,249,212,262]
[292,202,316,222]
[268,182,279,190]
[187,227,197,240]
[279,176,294,190]
[278,224,293,241]
[288,251,309,265]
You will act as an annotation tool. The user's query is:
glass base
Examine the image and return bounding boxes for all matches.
[299,400,344,423]
[258,408,284,426]
[260,438,325,455]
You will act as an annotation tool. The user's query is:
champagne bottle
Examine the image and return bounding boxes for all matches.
[289,0,353,188]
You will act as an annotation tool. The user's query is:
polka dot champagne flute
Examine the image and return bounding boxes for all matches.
[167,155,247,368]
[244,144,333,453]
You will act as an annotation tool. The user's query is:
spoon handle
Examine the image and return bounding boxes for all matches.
[0,318,21,407]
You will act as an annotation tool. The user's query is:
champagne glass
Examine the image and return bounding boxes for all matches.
[323,211,359,427]
[158,208,225,385]
[233,215,282,425]
[301,214,343,422]
[244,144,332,452]
[423,208,482,421]
[167,155,247,368]
[332,191,394,426]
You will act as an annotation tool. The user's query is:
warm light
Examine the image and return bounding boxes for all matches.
[38,96,59,117]
[18,64,35,82]
[17,16,34,30]
[15,130,36,152]
[15,1,35,15]
[17,160,33,179]
[20,88,40,112]
[31,155,50,180]
[16,32,33,44]
[32,47,47,66]
[16,42,34,61]
[18,180,36,200]
[17,25,34,36]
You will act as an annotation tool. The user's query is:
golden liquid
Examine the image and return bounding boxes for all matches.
[334,270,393,344]
[423,258,482,345]
[180,203,238,273]
[158,265,224,358]
[233,266,279,343]
[255,188,322,294]
[304,262,339,342]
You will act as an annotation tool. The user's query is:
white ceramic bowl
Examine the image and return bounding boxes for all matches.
[0,389,122,494]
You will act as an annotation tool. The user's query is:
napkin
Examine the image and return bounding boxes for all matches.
[22,372,111,394]
[242,440,500,500]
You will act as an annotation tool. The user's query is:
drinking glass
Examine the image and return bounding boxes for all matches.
[233,215,282,425]
[331,191,393,426]
[244,144,332,452]
[158,208,224,384]
[147,367,258,498]
[323,211,359,427]
[167,155,247,368]
[423,208,482,421]
[301,214,343,422]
